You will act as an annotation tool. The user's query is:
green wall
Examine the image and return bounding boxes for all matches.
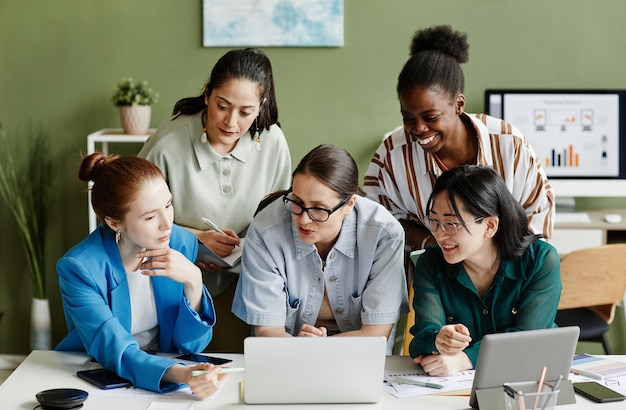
[2,0,626,353]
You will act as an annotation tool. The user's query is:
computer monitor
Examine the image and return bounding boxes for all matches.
[484,89,626,207]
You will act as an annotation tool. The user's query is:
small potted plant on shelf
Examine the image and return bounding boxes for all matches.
[111,77,158,135]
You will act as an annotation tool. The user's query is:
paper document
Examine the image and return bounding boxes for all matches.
[571,353,626,380]
[384,369,475,398]
[145,400,194,409]
[197,238,245,268]
[89,383,223,400]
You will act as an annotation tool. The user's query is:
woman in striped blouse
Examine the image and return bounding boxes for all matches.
[363,25,554,259]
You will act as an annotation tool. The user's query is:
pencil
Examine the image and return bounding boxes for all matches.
[519,392,526,410]
[532,366,547,410]
[541,375,563,410]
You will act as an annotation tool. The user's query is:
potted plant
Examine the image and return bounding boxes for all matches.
[111,77,158,135]
[0,121,55,349]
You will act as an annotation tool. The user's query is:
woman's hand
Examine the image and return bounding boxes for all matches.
[165,363,225,400]
[197,229,240,258]
[435,323,472,355]
[298,324,327,337]
[413,352,472,377]
[187,363,226,400]
[138,248,203,310]
[138,248,201,285]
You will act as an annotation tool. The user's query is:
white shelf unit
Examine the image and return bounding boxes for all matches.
[86,129,152,232]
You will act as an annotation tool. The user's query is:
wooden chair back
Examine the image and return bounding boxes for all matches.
[558,244,626,324]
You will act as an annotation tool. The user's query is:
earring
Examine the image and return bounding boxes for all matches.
[115,230,121,244]
[200,109,208,143]
[254,117,261,152]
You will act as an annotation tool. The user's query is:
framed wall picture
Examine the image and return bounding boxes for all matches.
[202,0,344,47]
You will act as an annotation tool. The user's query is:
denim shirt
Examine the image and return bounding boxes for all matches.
[232,196,409,335]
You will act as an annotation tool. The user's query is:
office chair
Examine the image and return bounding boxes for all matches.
[402,249,425,355]
[555,244,626,354]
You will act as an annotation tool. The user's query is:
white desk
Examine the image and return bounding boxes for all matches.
[552,209,626,255]
[86,129,152,232]
[1,351,625,409]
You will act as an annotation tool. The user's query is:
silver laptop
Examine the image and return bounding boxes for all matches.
[469,326,580,409]
[243,336,387,404]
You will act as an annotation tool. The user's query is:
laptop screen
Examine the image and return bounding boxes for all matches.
[243,336,387,404]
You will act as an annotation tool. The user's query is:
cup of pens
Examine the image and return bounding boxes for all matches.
[503,381,559,410]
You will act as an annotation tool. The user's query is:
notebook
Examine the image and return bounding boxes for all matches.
[469,326,580,409]
[243,336,387,404]
[196,239,245,268]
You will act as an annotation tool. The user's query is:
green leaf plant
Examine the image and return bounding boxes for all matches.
[111,77,159,107]
[0,122,54,299]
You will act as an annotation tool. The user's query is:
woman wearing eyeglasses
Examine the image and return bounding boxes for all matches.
[232,145,408,347]
[409,165,561,376]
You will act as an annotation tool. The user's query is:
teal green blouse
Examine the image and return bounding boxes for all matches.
[409,240,561,367]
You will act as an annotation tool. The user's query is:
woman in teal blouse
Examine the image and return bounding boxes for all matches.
[409,165,561,376]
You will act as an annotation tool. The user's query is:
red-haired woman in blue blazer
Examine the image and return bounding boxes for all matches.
[56,153,220,398]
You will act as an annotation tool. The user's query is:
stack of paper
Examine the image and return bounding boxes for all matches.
[571,354,626,380]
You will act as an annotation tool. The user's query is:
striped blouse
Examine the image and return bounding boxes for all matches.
[363,113,554,239]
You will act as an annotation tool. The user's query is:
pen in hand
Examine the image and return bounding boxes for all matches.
[201,217,240,250]
[201,217,228,236]
[192,367,245,376]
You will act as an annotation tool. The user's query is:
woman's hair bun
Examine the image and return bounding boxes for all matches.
[410,25,469,64]
[78,152,116,182]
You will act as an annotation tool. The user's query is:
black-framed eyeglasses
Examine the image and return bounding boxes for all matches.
[282,190,350,222]
[425,216,485,236]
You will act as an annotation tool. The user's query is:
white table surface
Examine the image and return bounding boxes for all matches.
[1,350,625,409]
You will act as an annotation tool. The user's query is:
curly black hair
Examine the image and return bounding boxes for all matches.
[409,25,469,63]
[397,25,469,98]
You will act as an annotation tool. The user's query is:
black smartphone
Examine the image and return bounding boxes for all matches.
[573,381,626,403]
[174,353,232,365]
[77,368,132,390]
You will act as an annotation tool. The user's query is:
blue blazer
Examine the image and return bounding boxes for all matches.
[56,224,216,393]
